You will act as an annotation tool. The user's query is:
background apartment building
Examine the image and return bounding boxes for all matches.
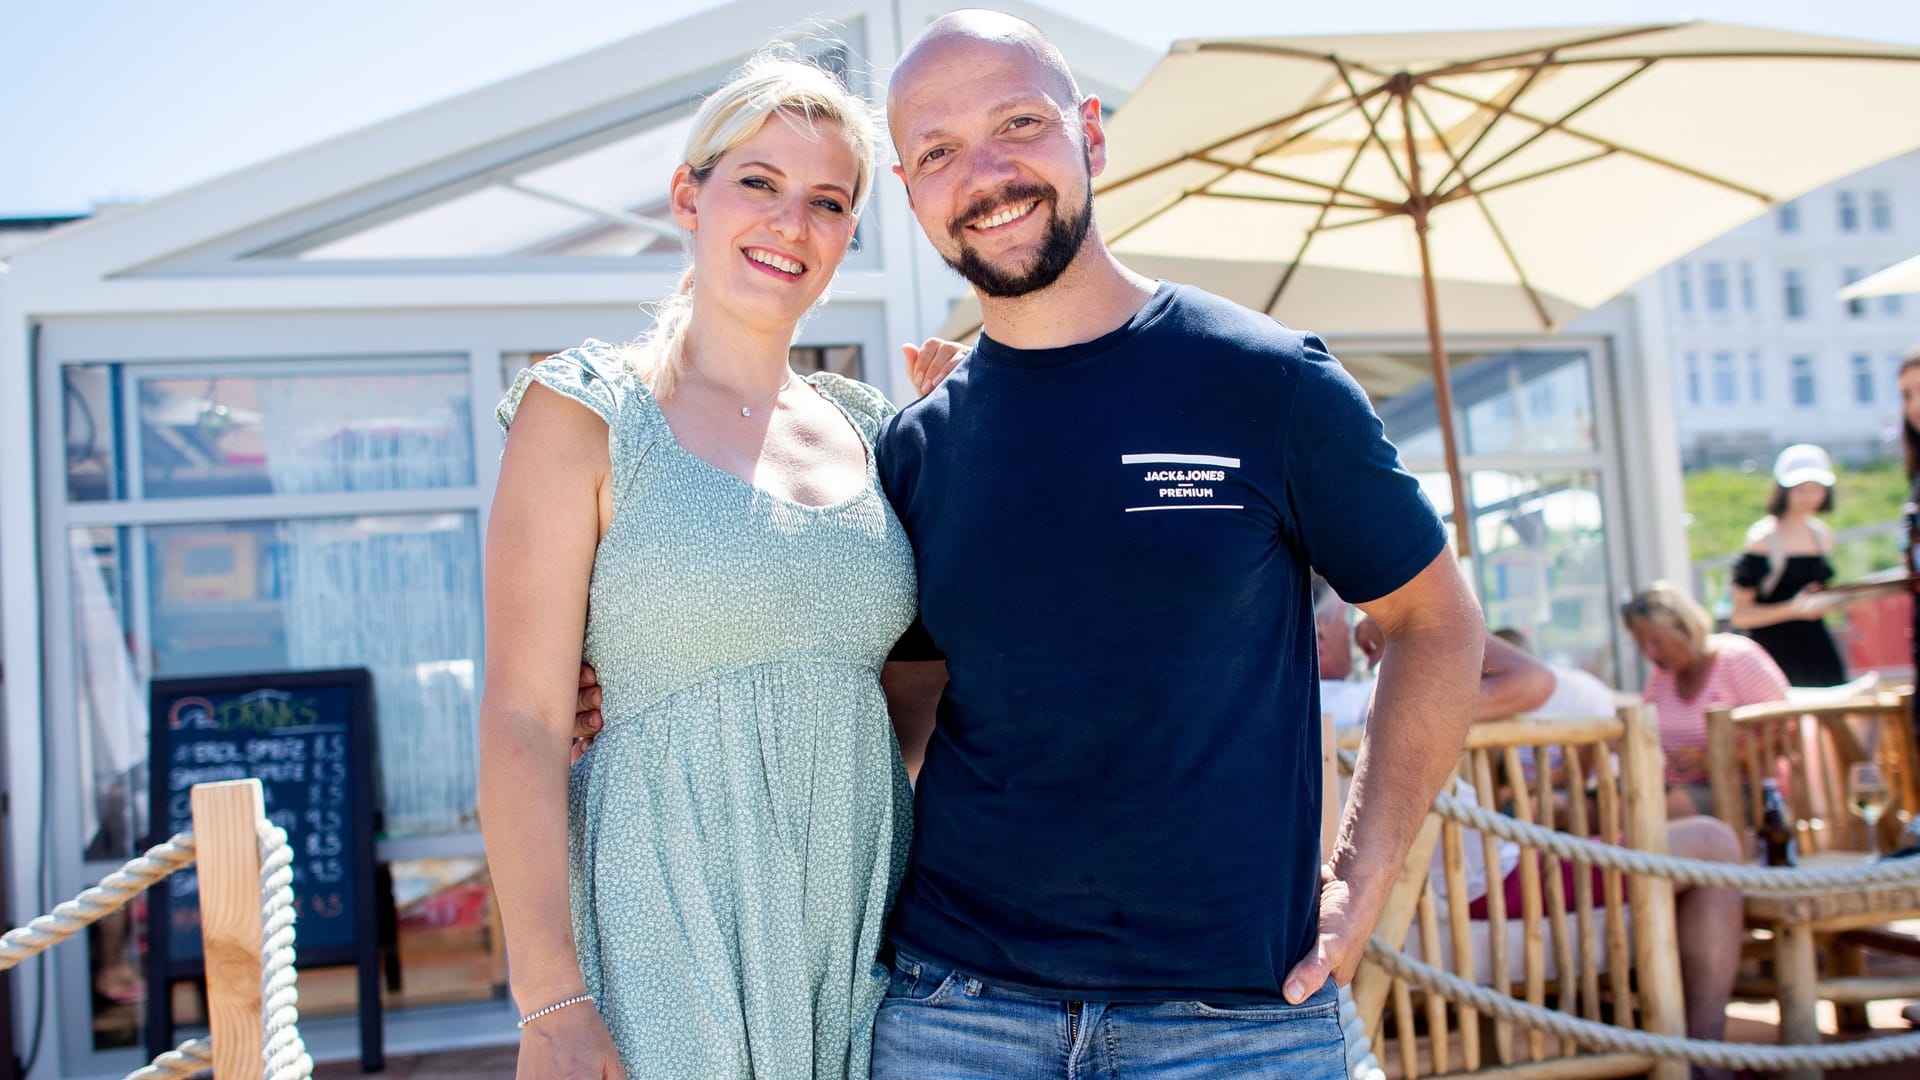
[1643,150,1920,467]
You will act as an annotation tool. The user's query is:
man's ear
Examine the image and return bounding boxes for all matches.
[669,163,700,230]
[891,162,916,210]
[1080,95,1108,178]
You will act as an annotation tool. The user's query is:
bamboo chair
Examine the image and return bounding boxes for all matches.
[1343,705,1687,1080]
[1704,692,1920,1060]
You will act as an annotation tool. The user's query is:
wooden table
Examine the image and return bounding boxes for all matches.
[1741,851,1920,1080]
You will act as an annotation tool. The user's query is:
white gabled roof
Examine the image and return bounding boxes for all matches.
[10,0,1154,294]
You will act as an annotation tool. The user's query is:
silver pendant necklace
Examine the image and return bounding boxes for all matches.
[704,370,795,418]
[742,373,796,417]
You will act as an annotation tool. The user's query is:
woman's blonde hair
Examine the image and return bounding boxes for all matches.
[630,50,880,399]
[1620,581,1714,651]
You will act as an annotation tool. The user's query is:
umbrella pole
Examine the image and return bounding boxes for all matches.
[1414,214,1474,563]
[1400,84,1474,562]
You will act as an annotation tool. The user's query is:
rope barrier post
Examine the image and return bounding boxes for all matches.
[1619,704,1687,1080]
[193,779,268,1080]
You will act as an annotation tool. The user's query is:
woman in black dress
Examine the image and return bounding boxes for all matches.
[1728,443,1848,686]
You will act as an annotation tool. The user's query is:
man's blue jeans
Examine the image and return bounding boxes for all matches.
[869,950,1347,1079]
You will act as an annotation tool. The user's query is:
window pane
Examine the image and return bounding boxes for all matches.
[1704,262,1728,311]
[140,369,474,498]
[1379,349,1595,459]
[1778,201,1799,233]
[65,365,123,502]
[145,513,484,839]
[1792,357,1816,407]
[790,344,863,379]
[1712,353,1736,404]
[1470,469,1618,685]
[72,527,149,861]
[1784,270,1806,319]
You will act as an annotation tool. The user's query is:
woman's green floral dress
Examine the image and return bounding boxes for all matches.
[498,340,915,1078]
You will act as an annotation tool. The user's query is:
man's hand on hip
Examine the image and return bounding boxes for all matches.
[1282,863,1371,1004]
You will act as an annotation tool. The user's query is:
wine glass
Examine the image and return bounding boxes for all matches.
[1847,761,1891,857]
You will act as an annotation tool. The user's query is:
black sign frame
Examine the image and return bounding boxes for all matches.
[144,667,384,1071]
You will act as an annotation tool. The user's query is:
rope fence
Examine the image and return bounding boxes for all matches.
[0,780,310,1080]
[1335,742,1920,1074]
[1363,936,1920,1072]
[1336,747,1920,895]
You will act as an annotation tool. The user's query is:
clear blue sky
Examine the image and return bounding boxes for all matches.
[4,0,1918,215]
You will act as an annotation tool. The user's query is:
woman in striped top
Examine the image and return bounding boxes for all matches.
[1621,582,1792,822]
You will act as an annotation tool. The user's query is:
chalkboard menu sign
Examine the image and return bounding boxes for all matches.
[145,667,383,1071]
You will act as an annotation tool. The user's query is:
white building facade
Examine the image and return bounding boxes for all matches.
[1640,150,1920,467]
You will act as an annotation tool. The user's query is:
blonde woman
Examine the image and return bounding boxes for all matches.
[1620,582,1791,821]
[480,54,949,1079]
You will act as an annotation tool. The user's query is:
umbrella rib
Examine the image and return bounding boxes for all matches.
[1427,60,1653,205]
[1450,148,1618,201]
[1189,153,1401,209]
[1386,22,1683,80]
[1263,115,1380,315]
[1421,71,1773,204]
[1409,93,1556,331]
[1096,75,1384,199]
[1331,56,1413,196]
[1427,55,1550,198]
[1186,189,1386,212]
[1251,88,1390,157]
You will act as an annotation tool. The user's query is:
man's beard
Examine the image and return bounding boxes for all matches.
[944,181,1093,299]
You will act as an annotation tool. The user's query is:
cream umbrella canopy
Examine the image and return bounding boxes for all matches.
[951,21,1920,557]
[1841,253,1920,299]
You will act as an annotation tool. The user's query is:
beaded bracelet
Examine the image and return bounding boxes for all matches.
[518,994,594,1029]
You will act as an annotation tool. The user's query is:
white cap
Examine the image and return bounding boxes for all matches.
[1773,443,1835,488]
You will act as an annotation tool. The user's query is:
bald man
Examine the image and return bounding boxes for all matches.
[869,11,1484,1077]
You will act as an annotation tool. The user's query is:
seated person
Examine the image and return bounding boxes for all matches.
[1620,582,1793,822]
[1317,594,1743,1066]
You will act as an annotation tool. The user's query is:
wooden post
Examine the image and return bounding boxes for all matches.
[192,779,266,1080]
[1617,704,1688,1080]
[1774,922,1821,1080]
[1704,707,1746,835]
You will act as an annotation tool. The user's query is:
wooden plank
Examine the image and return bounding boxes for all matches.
[1463,716,1625,751]
[1704,706,1745,833]
[1440,815,1480,1071]
[1416,888,1449,1075]
[1618,704,1687,1080]
[191,779,267,1080]
[1473,750,1514,1065]
[1813,972,1920,1004]
[1564,743,1602,1025]
[1391,976,1419,1080]
[1503,745,1547,1063]
[1593,735,1632,1019]
[1774,922,1821,1080]
[1537,748,1578,1057]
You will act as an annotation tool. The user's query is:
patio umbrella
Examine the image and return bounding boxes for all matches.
[1841,252,1920,299]
[947,22,1920,557]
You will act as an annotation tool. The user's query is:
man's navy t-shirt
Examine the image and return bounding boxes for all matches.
[876,282,1446,1003]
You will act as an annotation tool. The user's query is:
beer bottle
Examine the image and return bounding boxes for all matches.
[1759,778,1797,867]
